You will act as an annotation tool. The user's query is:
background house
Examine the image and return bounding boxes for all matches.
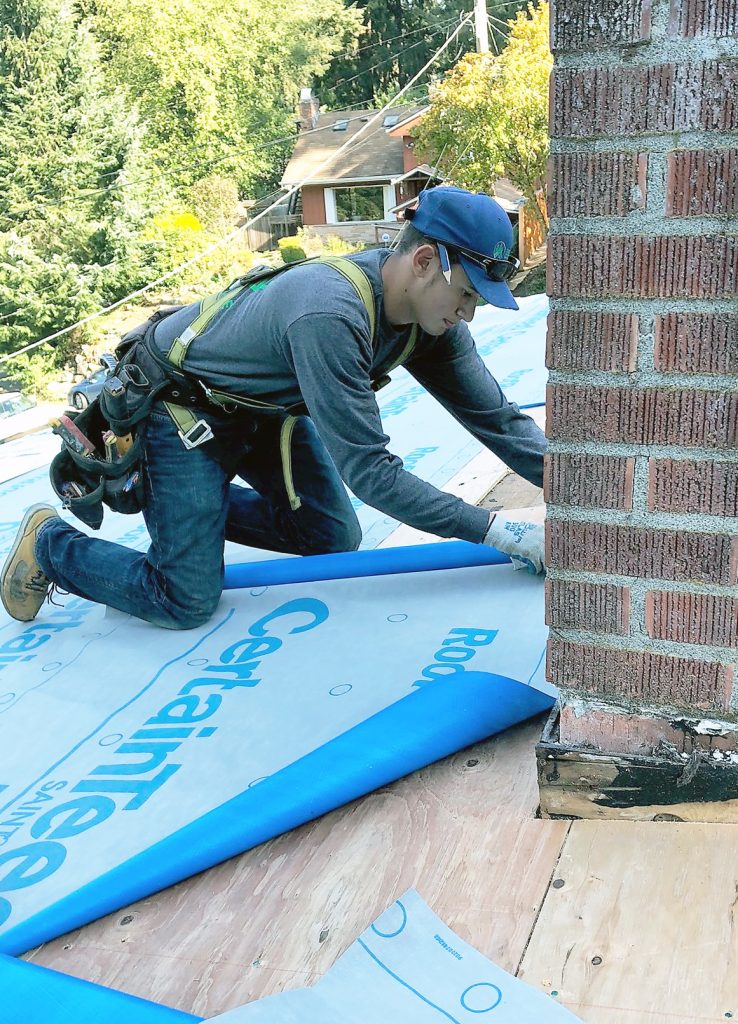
[280,89,545,262]
[280,90,434,245]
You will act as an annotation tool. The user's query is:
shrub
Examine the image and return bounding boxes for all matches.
[137,210,208,281]
[189,175,240,235]
[293,228,365,258]
[278,237,307,264]
[8,347,61,399]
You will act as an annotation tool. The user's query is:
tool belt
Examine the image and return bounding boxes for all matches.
[49,307,185,530]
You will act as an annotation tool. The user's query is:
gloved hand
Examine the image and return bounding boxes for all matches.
[483,512,545,575]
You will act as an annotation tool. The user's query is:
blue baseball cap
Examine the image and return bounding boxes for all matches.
[404,186,520,310]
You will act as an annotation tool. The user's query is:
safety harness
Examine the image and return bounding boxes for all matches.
[161,255,417,445]
[51,255,418,528]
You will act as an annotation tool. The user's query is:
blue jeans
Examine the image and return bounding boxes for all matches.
[35,405,361,629]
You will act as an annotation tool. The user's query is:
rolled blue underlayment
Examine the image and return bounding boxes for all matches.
[0,953,202,1024]
[0,672,553,958]
[223,540,510,589]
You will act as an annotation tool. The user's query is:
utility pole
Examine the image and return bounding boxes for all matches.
[474,0,489,52]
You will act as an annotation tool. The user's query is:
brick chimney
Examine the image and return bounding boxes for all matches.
[540,0,738,820]
[297,87,320,132]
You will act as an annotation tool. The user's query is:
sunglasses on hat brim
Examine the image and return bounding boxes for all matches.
[456,246,520,283]
[428,237,519,283]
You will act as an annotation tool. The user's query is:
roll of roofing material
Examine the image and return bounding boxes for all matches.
[223,541,509,589]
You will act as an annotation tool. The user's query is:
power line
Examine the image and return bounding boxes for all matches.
[0,13,474,367]
[330,14,460,62]
[325,18,468,91]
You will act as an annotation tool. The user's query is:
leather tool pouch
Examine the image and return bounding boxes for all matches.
[49,307,183,530]
[50,402,145,529]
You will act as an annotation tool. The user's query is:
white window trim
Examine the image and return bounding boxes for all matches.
[324,184,396,224]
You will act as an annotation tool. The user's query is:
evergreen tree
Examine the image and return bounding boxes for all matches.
[0,0,159,355]
[314,0,527,111]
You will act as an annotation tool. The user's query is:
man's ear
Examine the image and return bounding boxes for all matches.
[410,243,437,280]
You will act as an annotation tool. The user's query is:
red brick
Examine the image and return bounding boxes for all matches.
[646,591,738,647]
[548,384,738,450]
[648,458,738,516]
[548,153,647,217]
[552,61,738,137]
[548,234,738,299]
[544,453,635,510]
[547,637,733,710]
[654,313,738,373]
[669,0,738,37]
[546,579,630,634]
[559,702,738,754]
[551,0,652,51]
[666,149,738,216]
[546,311,638,372]
[546,520,738,584]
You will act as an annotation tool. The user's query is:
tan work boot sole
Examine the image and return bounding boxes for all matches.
[1,503,58,622]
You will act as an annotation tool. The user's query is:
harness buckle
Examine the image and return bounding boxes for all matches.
[178,418,214,449]
[200,381,239,414]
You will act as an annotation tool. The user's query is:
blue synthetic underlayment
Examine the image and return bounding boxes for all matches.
[0,953,202,1024]
[0,670,554,957]
[223,540,509,588]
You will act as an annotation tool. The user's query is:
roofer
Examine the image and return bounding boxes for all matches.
[2,186,547,630]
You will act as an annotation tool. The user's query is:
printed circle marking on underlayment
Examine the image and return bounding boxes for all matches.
[387,613,408,623]
[329,684,353,696]
[250,587,268,597]
[248,777,268,788]
[371,899,408,938]
[99,733,124,747]
[460,983,502,1013]
[0,692,15,707]
[42,662,62,672]
[187,658,208,667]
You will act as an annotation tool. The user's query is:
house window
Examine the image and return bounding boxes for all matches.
[325,185,395,223]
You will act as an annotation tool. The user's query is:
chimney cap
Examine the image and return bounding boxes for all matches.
[299,87,313,102]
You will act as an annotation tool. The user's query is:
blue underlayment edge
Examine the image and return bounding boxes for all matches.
[0,672,554,961]
[222,540,510,589]
[0,953,202,1024]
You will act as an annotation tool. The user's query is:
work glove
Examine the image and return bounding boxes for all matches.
[483,513,545,575]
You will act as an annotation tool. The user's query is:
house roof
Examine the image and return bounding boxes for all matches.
[385,107,430,137]
[389,178,525,216]
[493,177,526,211]
[281,104,424,187]
[390,163,443,185]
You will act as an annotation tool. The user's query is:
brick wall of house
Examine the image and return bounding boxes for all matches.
[545,0,738,757]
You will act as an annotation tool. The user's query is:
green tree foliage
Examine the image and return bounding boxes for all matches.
[412,2,551,226]
[84,0,364,196]
[189,175,240,235]
[316,0,527,110]
[0,0,161,356]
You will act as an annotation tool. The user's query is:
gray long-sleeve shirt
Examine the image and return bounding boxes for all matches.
[153,248,546,543]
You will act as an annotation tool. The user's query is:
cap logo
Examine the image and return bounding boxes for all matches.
[493,240,508,260]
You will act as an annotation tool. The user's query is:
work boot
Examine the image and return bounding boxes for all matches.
[1,503,59,621]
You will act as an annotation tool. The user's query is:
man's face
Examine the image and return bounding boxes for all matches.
[413,251,481,335]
